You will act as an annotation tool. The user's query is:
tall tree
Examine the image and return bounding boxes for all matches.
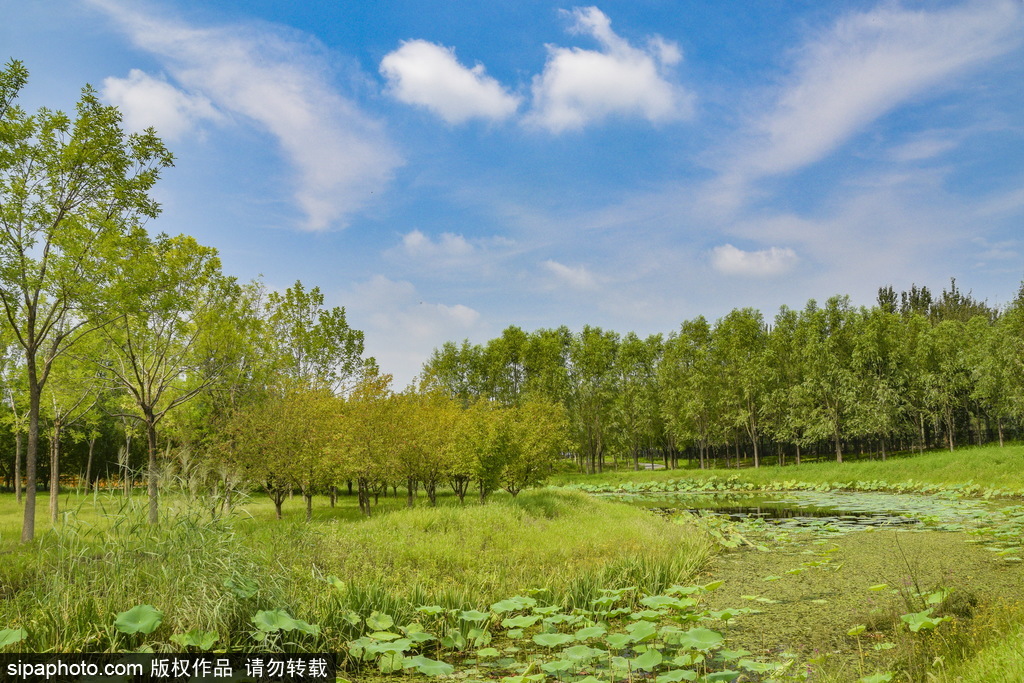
[264,280,366,394]
[714,308,769,467]
[0,61,173,541]
[98,234,239,524]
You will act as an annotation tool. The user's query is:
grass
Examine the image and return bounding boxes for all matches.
[0,486,714,653]
[553,443,1024,494]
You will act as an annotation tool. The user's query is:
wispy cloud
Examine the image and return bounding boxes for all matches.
[89,0,401,231]
[380,40,521,123]
[101,69,221,141]
[709,244,798,277]
[526,6,694,132]
[542,259,599,290]
[724,1,1023,183]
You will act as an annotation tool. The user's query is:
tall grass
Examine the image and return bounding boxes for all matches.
[0,487,714,652]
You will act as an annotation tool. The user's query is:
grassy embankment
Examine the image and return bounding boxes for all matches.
[554,443,1024,494]
[0,487,713,654]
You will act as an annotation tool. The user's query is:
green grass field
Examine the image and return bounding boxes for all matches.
[2,444,1024,682]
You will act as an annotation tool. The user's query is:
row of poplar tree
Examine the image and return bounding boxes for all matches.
[422,280,1024,474]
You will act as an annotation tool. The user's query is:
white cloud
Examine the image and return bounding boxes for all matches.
[89,0,401,231]
[400,229,475,260]
[542,259,598,290]
[729,1,1023,180]
[380,40,521,123]
[345,275,483,388]
[709,244,798,277]
[527,6,694,132]
[101,69,221,140]
[888,135,959,163]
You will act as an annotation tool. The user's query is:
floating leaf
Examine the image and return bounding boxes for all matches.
[675,627,724,651]
[533,632,574,648]
[114,605,163,635]
[657,670,697,682]
[405,655,454,677]
[460,610,489,623]
[0,629,27,648]
[632,648,663,671]
[574,625,607,641]
[366,611,394,631]
[169,629,217,650]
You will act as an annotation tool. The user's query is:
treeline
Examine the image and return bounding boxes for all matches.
[422,280,1024,473]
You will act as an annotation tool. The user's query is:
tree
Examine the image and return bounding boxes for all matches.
[611,332,662,470]
[500,398,568,496]
[800,297,859,463]
[566,326,619,473]
[0,61,173,541]
[98,234,240,524]
[660,317,722,469]
[714,309,769,467]
[264,280,366,394]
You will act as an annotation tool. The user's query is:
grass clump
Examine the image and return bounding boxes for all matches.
[317,489,714,616]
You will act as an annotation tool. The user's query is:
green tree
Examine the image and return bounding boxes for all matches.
[265,280,367,393]
[0,61,173,541]
[714,308,769,467]
[660,316,721,469]
[99,234,240,524]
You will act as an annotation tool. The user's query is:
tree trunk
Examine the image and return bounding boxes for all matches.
[304,491,312,522]
[406,476,416,508]
[49,423,61,524]
[21,371,40,543]
[13,430,21,505]
[834,430,843,464]
[85,436,96,493]
[795,442,801,466]
[146,416,159,525]
[329,485,337,507]
[998,418,1005,447]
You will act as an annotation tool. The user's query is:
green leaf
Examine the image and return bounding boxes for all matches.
[676,627,724,651]
[502,614,540,629]
[405,655,455,677]
[632,648,664,671]
[460,609,490,623]
[0,629,27,648]
[224,577,258,599]
[366,611,394,631]
[533,632,574,648]
[857,674,894,683]
[574,625,607,641]
[169,629,218,651]
[657,671,698,682]
[114,605,163,635]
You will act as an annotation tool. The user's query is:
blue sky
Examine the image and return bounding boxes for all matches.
[3,0,1023,386]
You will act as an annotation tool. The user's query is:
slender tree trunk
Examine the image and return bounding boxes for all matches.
[998,418,1005,447]
[834,429,843,464]
[21,371,40,543]
[85,437,96,493]
[304,491,312,522]
[406,476,416,508]
[49,423,61,524]
[329,485,337,507]
[146,416,159,525]
[795,442,801,466]
[14,430,21,505]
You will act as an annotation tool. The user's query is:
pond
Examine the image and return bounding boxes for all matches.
[601,489,1003,531]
